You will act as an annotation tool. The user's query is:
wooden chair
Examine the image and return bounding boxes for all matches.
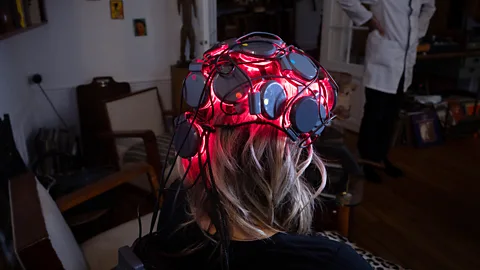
[10,165,158,270]
[310,126,364,238]
[103,87,180,190]
[76,77,131,168]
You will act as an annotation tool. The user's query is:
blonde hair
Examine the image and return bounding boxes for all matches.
[182,114,327,240]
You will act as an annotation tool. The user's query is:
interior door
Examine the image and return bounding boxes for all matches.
[195,0,218,57]
[320,0,369,132]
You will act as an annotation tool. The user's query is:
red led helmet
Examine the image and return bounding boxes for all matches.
[174,32,338,159]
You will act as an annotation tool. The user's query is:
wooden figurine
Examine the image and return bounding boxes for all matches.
[178,0,198,64]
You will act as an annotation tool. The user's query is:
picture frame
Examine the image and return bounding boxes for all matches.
[133,18,147,36]
[411,110,443,148]
[110,0,124,20]
[464,102,480,116]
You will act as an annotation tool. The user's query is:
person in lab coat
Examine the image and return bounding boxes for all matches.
[336,0,436,182]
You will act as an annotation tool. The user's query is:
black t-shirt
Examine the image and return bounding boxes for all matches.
[138,227,372,270]
[138,185,372,270]
[228,233,372,270]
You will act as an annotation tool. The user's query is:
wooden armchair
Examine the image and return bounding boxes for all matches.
[103,87,180,189]
[10,164,158,270]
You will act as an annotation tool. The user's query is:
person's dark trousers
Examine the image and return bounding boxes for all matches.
[357,76,405,164]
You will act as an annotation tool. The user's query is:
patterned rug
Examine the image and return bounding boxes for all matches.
[318,231,408,270]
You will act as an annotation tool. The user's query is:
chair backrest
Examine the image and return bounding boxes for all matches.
[77,77,131,167]
[104,87,167,163]
[10,173,88,270]
[0,114,28,268]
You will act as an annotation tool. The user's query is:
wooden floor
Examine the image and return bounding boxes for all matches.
[348,135,480,270]
[72,135,480,270]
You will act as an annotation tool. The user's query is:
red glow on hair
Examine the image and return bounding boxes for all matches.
[321,78,335,112]
[194,122,206,154]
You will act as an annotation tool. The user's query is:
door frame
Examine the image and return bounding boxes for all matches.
[197,0,218,56]
[320,0,367,132]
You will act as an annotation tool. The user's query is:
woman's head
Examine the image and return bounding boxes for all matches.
[172,33,336,241]
[182,113,326,239]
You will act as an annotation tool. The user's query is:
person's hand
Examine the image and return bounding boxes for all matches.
[365,16,385,36]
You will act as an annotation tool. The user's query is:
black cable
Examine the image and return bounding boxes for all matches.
[149,62,217,234]
[210,38,292,117]
[164,161,206,192]
[205,132,230,270]
[214,120,284,133]
[197,134,229,269]
[137,204,142,239]
[236,31,283,43]
[37,83,68,129]
[142,34,337,270]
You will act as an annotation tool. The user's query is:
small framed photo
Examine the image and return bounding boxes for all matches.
[133,18,147,36]
[464,102,480,116]
[411,111,443,148]
[110,0,124,19]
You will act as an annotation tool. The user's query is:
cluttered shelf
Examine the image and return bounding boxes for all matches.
[0,0,47,41]
[417,50,480,60]
[395,93,480,149]
[0,22,46,41]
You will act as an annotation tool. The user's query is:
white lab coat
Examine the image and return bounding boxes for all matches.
[336,0,436,94]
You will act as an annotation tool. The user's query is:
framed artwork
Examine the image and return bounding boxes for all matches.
[464,102,480,116]
[411,111,443,148]
[110,0,124,19]
[449,101,465,125]
[133,18,147,36]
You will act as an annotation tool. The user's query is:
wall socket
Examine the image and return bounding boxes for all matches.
[28,74,43,85]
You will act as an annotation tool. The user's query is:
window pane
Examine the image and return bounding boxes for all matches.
[349,29,369,65]
[328,28,350,63]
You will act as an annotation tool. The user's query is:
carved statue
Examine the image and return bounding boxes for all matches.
[178,0,197,64]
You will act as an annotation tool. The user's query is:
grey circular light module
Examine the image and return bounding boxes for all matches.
[213,68,250,104]
[260,81,287,120]
[173,119,201,158]
[290,96,320,133]
[314,105,328,135]
[287,52,318,81]
[239,42,276,58]
[184,72,207,108]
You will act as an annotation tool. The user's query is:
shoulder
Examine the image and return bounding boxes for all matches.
[272,232,346,248]
[272,233,372,270]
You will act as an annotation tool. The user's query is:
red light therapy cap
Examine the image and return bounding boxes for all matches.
[174,32,338,159]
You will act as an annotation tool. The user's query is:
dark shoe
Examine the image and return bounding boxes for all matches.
[363,165,382,183]
[384,159,404,178]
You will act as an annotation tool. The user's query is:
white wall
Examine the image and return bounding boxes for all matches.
[0,0,184,162]
[295,0,323,50]
[30,0,181,89]
[0,36,41,163]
